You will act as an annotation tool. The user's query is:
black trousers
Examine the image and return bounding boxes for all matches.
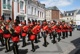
[58,33,61,41]
[35,35,38,43]
[65,31,68,37]
[69,31,72,36]
[38,33,41,39]
[0,34,4,46]
[22,37,26,47]
[5,38,10,51]
[43,36,47,47]
[31,41,35,51]
[27,34,30,41]
[52,31,57,43]
[49,33,52,39]
[52,34,56,43]
[41,32,43,36]
[42,32,47,47]
[13,42,19,54]
[62,32,65,39]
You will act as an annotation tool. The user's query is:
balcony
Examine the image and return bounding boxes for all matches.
[3,4,11,11]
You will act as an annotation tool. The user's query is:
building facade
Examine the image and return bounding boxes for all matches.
[76,10,80,25]
[27,0,46,21]
[0,0,46,23]
[46,6,62,21]
[46,9,52,21]
[60,9,80,24]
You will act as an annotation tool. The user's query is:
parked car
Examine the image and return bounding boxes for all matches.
[77,25,80,30]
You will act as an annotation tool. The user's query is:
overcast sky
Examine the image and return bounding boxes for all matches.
[38,0,80,12]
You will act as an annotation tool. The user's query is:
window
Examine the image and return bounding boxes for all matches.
[20,1,24,10]
[67,13,68,16]
[42,12,43,18]
[7,0,10,9]
[40,12,41,17]
[38,11,39,16]
[71,13,72,15]
[7,0,10,4]
[3,0,6,4]
[69,13,70,16]
[28,6,30,8]
[32,7,33,15]
[17,0,19,2]
[35,8,36,15]
[19,17,24,21]
[72,13,74,15]
[3,13,10,20]
[3,0,6,9]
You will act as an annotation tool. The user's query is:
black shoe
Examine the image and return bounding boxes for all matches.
[5,50,11,53]
[22,44,26,47]
[69,35,72,36]
[58,38,61,42]
[27,39,30,41]
[38,37,41,39]
[52,40,56,44]
[62,37,65,39]
[43,44,47,47]
[50,37,52,39]
[31,49,35,52]
[66,36,68,38]
[34,41,38,43]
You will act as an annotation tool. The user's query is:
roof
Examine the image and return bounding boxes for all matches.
[77,10,80,14]
[64,10,76,13]
[46,6,59,10]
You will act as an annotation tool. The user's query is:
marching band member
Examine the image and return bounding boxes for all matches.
[42,20,49,47]
[21,20,28,47]
[56,21,61,42]
[62,21,66,39]
[37,21,41,39]
[3,20,11,52]
[64,23,68,37]
[0,16,4,46]
[11,21,21,54]
[27,19,32,41]
[48,22,52,39]
[68,24,72,36]
[51,20,57,43]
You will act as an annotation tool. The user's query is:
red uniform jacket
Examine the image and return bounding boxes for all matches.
[31,25,38,35]
[14,26,21,34]
[56,25,61,33]
[12,26,21,42]
[48,27,52,33]
[51,25,57,32]
[37,25,41,33]
[68,26,72,32]
[61,25,66,32]
[22,26,28,37]
[64,24,68,32]
[3,25,11,38]
[42,25,49,32]
[0,29,3,34]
